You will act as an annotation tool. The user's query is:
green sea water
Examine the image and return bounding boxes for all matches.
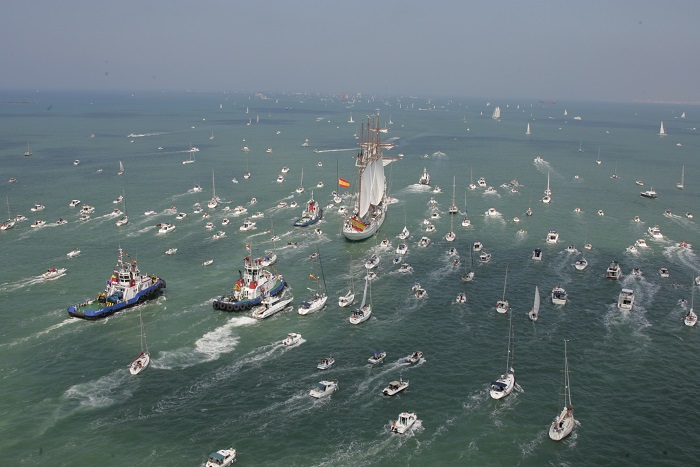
[1,91,698,466]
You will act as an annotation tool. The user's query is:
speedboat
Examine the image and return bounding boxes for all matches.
[205,222,215,230]
[425,224,436,232]
[165,248,177,255]
[239,219,256,231]
[251,294,294,319]
[546,229,559,244]
[398,263,413,273]
[205,448,237,467]
[477,177,487,188]
[659,267,670,278]
[532,248,543,261]
[648,225,663,239]
[365,254,381,269]
[640,188,658,199]
[112,195,123,204]
[202,259,214,266]
[31,204,45,212]
[484,187,497,195]
[281,166,290,173]
[485,207,500,217]
[447,247,458,256]
[67,249,81,258]
[606,261,622,280]
[383,378,409,396]
[418,237,431,247]
[418,167,430,185]
[232,205,248,216]
[30,220,46,228]
[317,356,335,370]
[212,231,226,240]
[251,211,264,219]
[115,216,128,227]
[598,210,605,216]
[618,288,635,311]
[479,251,492,263]
[551,286,567,305]
[565,245,577,253]
[406,351,423,364]
[309,380,338,398]
[635,239,648,248]
[157,222,175,234]
[633,215,641,223]
[432,185,442,193]
[390,412,417,434]
[282,332,302,346]
[69,199,81,208]
[368,350,386,365]
[40,267,66,279]
[143,210,156,216]
[473,241,483,251]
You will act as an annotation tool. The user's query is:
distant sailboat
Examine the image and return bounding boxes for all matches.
[659,120,667,136]
[596,146,602,165]
[128,309,150,375]
[496,265,509,314]
[578,139,583,153]
[295,168,304,194]
[676,164,685,190]
[563,109,568,117]
[24,142,32,157]
[348,113,354,123]
[525,123,531,135]
[492,106,501,121]
[549,340,575,441]
[207,171,218,209]
[528,286,540,321]
[118,160,124,176]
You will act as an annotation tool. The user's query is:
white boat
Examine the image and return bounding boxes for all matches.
[128,309,150,375]
[24,142,32,157]
[546,229,559,244]
[368,350,386,365]
[383,378,409,396]
[685,287,698,327]
[648,225,663,239]
[551,286,567,305]
[659,120,667,136]
[30,220,46,228]
[479,251,492,263]
[676,164,685,190]
[484,207,500,217]
[484,187,497,195]
[544,170,552,197]
[418,167,430,185]
[659,267,670,278]
[282,332,302,346]
[477,177,487,188]
[390,412,417,434]
[276,174,284,183]
[205,448,237,467]
[549,340,575,441]
[31,203,46,212]
[492,106,501,120]
[528,286,541,321]
[379,238,391,248]
[490,307,515,399]
[456,292,467,303]
[299,249,328,315]
[448,175,459,214]
[406,351,423,364]
[461,245,475,282]
[365,254,381,269]
[495,266,509,314]
[413,283,427,299]
[251,293,294,320]
[239,219,256,231]
[202,259,214,267]
[640,188,658,199]
[606,261,622,280]
[182,144,196,164]
[532,248,543,261]
[69,199,81,208]
[317,356,335,370]
[575,258,588,270]
[526,122,531,135]
[157,222,175,234]
[396,243,408,255]
[40,267,66,279]
[117,160,124,176]
[207,171,219,209]
[67,249,81,258]
[349,277,372,324]
[165,248,177,255]
[212,231,226,240]
[617,288,635,311]
[418,236,431,247]
[1,196,15,231]
[342,115,388,241]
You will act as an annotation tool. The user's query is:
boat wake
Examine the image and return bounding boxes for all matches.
[62,369,135,411]
[663,244,699,273]
[0,273,66,293]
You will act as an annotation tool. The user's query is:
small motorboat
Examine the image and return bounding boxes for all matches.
[205,448,237,467]
[31,204,46,212]
[383,378,409,396]
[532,248,543,261]
[317,356,335,370]
[398,263,413,273]
[659,267,670,278]
[67,249,81,258]
[473,241,483,251]
[368,350,386,365]
[479,251,492,263]
[309,380,338,398]
[202,259,214,266]
[390,412,418,434]
[418,236,431,247]
[282,332,302,346]
[40,267,66,279]
[406,351,423,364]
[455,292,467,303]
[165,248,177,255]
[365,254,381,269]
[69,199,81,207]
[551,286,568,305]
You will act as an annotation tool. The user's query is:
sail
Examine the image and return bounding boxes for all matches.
[360,277,369,307]
[659,121,666,136]
[526,123,531,135]
[533,286,540,314]
[492,106,501,120]
[370,158,385,207]
[359,158,374,217]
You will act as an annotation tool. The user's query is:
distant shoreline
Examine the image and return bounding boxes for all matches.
[0,101,31,104]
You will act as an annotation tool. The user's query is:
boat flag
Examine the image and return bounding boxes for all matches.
[338,178,350,188]
[310,274,317,280]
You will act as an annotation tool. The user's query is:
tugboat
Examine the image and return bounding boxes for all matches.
[212,248,286,311]
[67,248,166,320]
[293,191,323,227]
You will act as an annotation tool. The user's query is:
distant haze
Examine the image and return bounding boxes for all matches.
[3,0,699,102]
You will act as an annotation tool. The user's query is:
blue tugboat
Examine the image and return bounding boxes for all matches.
[213,248,286,311]
[67,249,165,320]
[293,191,323,227]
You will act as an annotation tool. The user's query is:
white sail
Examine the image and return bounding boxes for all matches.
[492,106,501,120]
[370,158,385,207]
[526,123,531,135]
[659,120,666,136]
[359,160,374,217]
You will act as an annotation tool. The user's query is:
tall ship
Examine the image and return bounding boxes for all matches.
[213,246,286,311]
[342,114,390,241]
[67,249,166,320]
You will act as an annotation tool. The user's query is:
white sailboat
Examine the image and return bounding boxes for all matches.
[496,265,509,313]
[490,307,515,399]
[342,114,389,241]
[685,281,698,327]
[676,164,685,190]
[549,340,575,441]
[295,168,304,194]
[492,106,501,121]
[1,196,15,231]
[207,171,218,209]
[461,191,471,227]
[544,170,552,196]
[116,191,129,226]
[128,309,150,375]
[528,286,540,321]
[338,276,355,307]
[525,122,531,136]
[659,120,667,136]
[183,143,196,164]
[298,248,328,315]
[468,167,477,190]
[117,160,124,176]
[243,156,251,180]
[348,113,354,123]
[349,276,372,324]
[596,146,602,165]
[461,244,475,282]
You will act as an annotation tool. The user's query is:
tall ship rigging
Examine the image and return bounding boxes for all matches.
[342,114,390,241]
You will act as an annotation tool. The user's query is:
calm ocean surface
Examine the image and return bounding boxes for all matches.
[1,91,698,466]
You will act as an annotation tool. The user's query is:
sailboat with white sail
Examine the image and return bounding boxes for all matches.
[298,248,328,315]
[528,286,541,321]
[1,196,15,231]
[496,266,509,313]
[129,309,150,375]
[295,168,305,194]
[118,160,124,176]
[676,164,685,190]
[342,114,389,241]
[526,123,531,135]
[549,340,575,441]
[243,156,251,180]
[492,106,501,121]
[490,308,515,399]
[461,191,471,227]
[349,276,372,324]
[207,171,218,209]
[116,191,129,226]
[596,146,602,165]
[461,245,475,282]
[659,120,667,136]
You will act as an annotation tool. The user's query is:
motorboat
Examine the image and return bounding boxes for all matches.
[390,412,417,434]
[175,212,187,220]
[640,188,658,199]
[606,261,622,280]
[659,267,670,278]
[418,236,431,247]
[251,294,294,319]
[383,378,409,396]
[202,259,214,266]
[232,205,248,216]
[617,288,635,311]
[473,241,483,251]
[633,215,641,222]
[30,220,46,228]
[212,231,226,240]
[418,167,430,185]
[546,229,559,244]
[598,210,605,216]
[281,166,290,173]
[532,248,543,261]
[632,267,643,276]
[477,177,487,188]
[635,239,648,248]
[368,350,387,365]
[282,332,302,346]
[447,247,458,256]
[157,222,175,234]
[574,258,588,270]
[455,292,467,303]
[115,215,128,227]
[379,238,391,248]
[239,219,256,231]
[31,204,46,212]
[479,251,492,263]
[205,448,237,467]
[317,356,335,370]
[432,186,442,194]
[398,263,413,273]
[485,207,500,217]
[165,248,177,255]
[484,186,497,195]
[69,199,81,208]
[67,249,81,258]
[551,286,567,305]
[626,245,638,253]
[365,254,381,269]
[565,245,577,253]
[648,225,663,239]
[205,222,215,230]
[406,351,423,364]
[112,195,123,204]
[40,267,66,279]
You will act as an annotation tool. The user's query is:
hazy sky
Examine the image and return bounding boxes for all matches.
[3,0,699,102]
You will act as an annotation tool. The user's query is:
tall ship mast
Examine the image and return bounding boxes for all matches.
[342,114,390,241]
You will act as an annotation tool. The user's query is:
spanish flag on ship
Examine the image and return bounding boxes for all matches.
[338,177,350,188]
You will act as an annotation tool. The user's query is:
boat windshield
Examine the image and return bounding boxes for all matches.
[490,381,507,390]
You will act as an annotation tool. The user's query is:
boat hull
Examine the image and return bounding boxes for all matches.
[67,279,166,320]
[342,208,386,241]
[214,277,286,311]
[293,209,323,227]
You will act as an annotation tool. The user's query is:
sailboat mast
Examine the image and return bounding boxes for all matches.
[317,247,327,294]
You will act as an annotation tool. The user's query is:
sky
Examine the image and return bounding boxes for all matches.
[2,0,700,102]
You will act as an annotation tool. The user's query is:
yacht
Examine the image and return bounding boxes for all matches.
[546,229,559,244]
[551,286,567,305]
[157,222,175,234]
[648,225,663,239]
[368,350,387,365]
[659,267,670,278]
[479,251,492,263]
[349,305,371,324]
[239,219,256,231]
[617,288,635,311]
[69,199,81,208]
[309,380,338,398]
[532,248,543,261]
[251,293,294,319]
[365,254,381,269]
[640,188,658,199]
[317,356,335,370]
[390,412,417,434]
[418,167,431,185]
[383,378,409,396]
[205,448,237,467]
[282,332,302,346]
[635,238,648,248]
[473,241,483,251]
[606,261,622,280]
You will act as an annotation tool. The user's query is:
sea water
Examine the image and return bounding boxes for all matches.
[0,91,698,465]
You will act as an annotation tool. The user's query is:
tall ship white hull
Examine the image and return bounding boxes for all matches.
[342,114,390,242]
